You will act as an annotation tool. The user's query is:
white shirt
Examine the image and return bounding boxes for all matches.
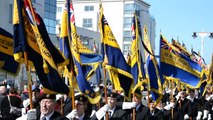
[78,113,85,120]
[108,107,116,118]
[40,111,54,120]
[136,104,141,112]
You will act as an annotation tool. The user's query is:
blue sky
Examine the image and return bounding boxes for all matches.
[146,0,213,64]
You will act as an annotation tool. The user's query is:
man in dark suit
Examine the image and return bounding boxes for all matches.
[146,98,164,120]
[37,93,68,120]
[66,94,91,120]
[126,89,149,120]
[187,89,202,120]
[176,89,192,120]
[91,92,129,120]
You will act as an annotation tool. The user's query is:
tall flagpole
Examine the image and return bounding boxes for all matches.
[24,0,36,110]
[99,1,109,119]
[66,0,75,110]
[24,52,34,109]
[171,79,174,120]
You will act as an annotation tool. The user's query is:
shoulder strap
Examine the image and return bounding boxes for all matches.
[7,96,12,107]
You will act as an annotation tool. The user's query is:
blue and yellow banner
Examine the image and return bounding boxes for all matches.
[99,4,133,100]
[131,14,146,91]
[160,35,202,88]
[67,0,100,104]
[13,0,70,95]
[144,26,164,105]
[0,27,20,76]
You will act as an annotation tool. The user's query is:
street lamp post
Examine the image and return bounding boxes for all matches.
[192,30,213,57]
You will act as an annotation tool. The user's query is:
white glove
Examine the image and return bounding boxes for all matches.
[95,104,110,120]
[66,109,78,119]
[184,114,190,120]
[21,108,26,116]
[208,114,211,120]
[164,104,171,110]
[27,109,37,120]
[175,93,180,100]
[196,111,202,120]
[171,102,176,107]
[90,110,96,118]
[122,102,137,109]
[209,94,213,99]
[16,114,27,120]
[56,94,63,101]
[164,102,175,110]
[23,99,30,108]
[203,110,209,120]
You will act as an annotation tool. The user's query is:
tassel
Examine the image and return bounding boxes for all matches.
[63,66,69,77]
[43,60,49,73]
[103,54,108,64]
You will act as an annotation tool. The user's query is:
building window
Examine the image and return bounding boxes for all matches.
[124,17,132,29]
[83,18,92,28]
[124,44,130,50]
[9,4,13,23]
[124,23,131,29]
[56,19,60,25]
[124,4,134,15]
[123,31,131,37]
[44,0,56,34]
[123,44,131,53]
[123,37,131,42]
[84,6,94,11]
[124,17,132,23]
[57,7,62,12]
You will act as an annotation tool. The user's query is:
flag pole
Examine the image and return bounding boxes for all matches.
[132,92,136,120]
[24,0,35,110]
[103,64,109,120]
[99,1,109,119]
[66,0,76,110]
[170,79,174,120]
[70,71,75,110]
[60,98,64,115]
[24,52,34,109]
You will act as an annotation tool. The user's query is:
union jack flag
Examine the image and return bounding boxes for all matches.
[93,41,97,53]
[69,2,75,24]
[160,37,179,55]
[131,18,136,41]
[23,0,40,25]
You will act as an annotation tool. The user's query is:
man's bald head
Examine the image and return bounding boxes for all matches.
[0,86,6,94]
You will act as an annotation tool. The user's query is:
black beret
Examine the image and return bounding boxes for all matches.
[107,92,118,98]
[188,88,195,93]
[134,89,142,98]
[75,94,87,102]
[40,93,56,100]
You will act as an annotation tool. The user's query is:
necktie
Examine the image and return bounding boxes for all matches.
[42,117,47,120]
[109,111,112,118]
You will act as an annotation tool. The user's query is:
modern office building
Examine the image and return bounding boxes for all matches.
[56,0,156,57]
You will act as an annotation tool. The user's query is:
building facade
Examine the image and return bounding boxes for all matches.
[56,0,156,57]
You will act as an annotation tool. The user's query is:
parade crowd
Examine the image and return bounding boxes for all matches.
[0,81,212,120]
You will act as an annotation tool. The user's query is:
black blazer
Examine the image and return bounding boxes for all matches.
[134,104,150,120]
[91,106,129,120]
[37,111,69,120]
[109,106,129,120]
[145,108,164,120]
